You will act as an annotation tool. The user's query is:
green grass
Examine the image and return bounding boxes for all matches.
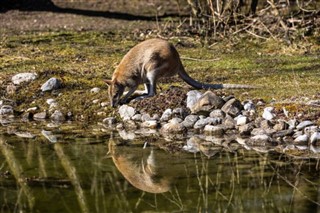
[0,31,319,122]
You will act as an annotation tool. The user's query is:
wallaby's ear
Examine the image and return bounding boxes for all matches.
[104,79,113,86]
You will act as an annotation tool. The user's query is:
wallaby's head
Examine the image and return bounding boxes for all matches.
[105,79,124,107]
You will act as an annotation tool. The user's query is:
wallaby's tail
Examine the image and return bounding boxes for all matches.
[178,65,256,89]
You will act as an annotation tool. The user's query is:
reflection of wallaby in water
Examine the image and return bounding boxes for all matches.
[108,141,171,193]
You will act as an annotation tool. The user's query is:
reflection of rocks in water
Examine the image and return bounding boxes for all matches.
[108,140,172,193]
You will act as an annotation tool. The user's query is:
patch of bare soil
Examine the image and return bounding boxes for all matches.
[0,0,186,34]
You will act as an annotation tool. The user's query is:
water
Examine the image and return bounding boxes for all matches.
[0,124,320,213]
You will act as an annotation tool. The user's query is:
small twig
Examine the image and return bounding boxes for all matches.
[245,29,268,40]
[181,56,220,62]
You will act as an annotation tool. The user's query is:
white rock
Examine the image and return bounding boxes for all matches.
[235,115,248,126]
[294,134,308,144]
[141,120,158,129]
[160,109,172,122]
[90,87,100,93]
[12,72,37,85]
[186,90,202,109]
[262,107,275,120]
[92,99,99,104]
[46,98,56,105]
[15,131,35,139]
[310,132,320,145]
[296,120,314,130]
[243,101,255,111]
[118,105,136,120]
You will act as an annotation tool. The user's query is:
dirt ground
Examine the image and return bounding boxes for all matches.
[0,0,186,34]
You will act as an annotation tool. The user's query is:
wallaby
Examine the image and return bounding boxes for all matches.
[105,38,254,107]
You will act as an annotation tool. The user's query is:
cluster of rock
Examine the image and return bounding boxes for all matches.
[0,72,66,125]
[103,90,320,152]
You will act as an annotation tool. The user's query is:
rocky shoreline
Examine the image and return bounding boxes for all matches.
[1,72,320,158]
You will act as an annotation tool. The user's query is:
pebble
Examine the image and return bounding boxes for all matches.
[12,72,37,85]
[309,132,320,145]
[235,115,248,126]
[15,131,35,139]
[141,120,158,129]
[50,110,65,122]
[90,87,100,93]
[296,120,314,130]
[294,134,308,145]
[221,98,242,117]
[0,105,13,116]
[262,107,275,120]
[33,111,47,120]
[160,109,172,122]
[41,77,62,92]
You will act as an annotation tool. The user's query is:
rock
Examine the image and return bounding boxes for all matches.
[249,134,272,146]
[183,136,201,153]
[118,130,135,140]
[100,102,109,107]
[46,99,56,105]
[141,120,158,129]
[50,110,65,122]
[260,120,273,129]
[41,77,62,92]
[26,107,38,113]
[194,117,221,129]
[238,123,255,135]
[235,115,248,126]
[186,90,202,109]
[141,113,151,122]
[262,107,275,120]
[273,129,294,138]
[102,117,117,126]
[160,122,186,134]
[251,128,275,136]
[172,108,188,119]
[0,100,3,107]
[118,105,136,120]
[124,120,138,130]
[204,125,225,136]
[243,100,255,111]
[152,114,160,121]
[132,114,142,122]
[12,72,37,85]
[15,131,36,139]
[293,134,308,145]
[34,111,47,120]
[273,120,288,131]
[296,120,314,131]
[309,132,320,145]
[160,109,172,122]
[221,98,242,117]
[90,87,100,93]
[209,109,225,119]
[41,130,58,143]
[182,115,199,128]
[6,83,17,95]
[223,115,236,129]
[190,91,225,115]
[287,119,297,129]
[304,126,319,135]
[0,105,13,116]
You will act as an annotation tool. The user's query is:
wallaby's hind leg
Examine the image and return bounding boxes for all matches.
[134,73,157,100]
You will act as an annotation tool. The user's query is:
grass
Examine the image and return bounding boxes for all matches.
[0,31,319,122]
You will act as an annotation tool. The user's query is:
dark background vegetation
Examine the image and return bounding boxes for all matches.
[1,0,319,42]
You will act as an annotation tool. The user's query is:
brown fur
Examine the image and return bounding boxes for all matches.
[106,38,254,107]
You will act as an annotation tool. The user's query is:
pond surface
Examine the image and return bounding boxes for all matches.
[0,123,320,213]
